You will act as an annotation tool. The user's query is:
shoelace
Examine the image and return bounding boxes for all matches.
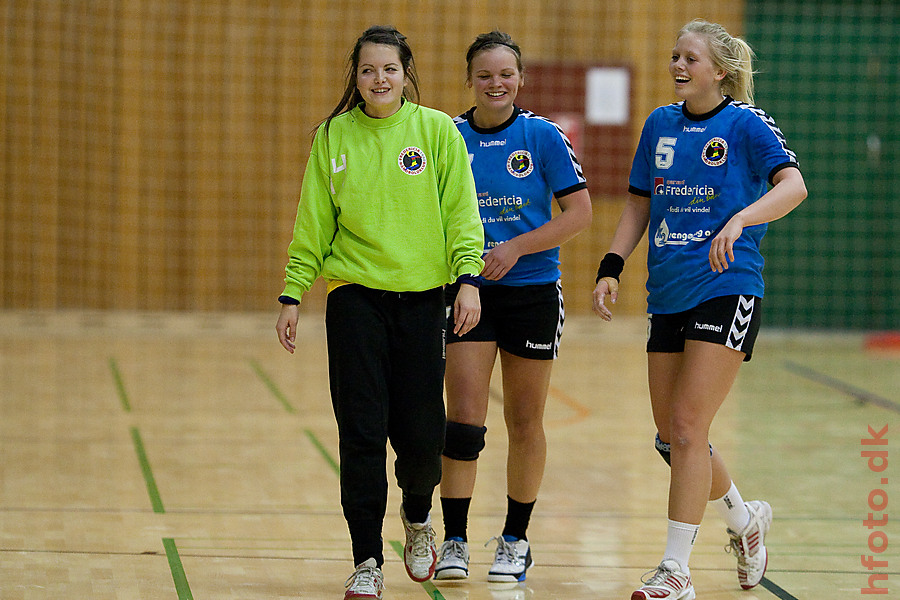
[487,536,517,565]
[640,563,675,586]
[440,540,466,561]
[726,534,749,563]
[408,524,435,558]
[345,564,383,592]
[726,505,759,563]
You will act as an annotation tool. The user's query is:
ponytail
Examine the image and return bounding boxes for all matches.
[678,19,756,104]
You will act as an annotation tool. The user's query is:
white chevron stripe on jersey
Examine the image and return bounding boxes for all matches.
[519,108,586,181]
[727,295,755,351]
[732,101,799,165]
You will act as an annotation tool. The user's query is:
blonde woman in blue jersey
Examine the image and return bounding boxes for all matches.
[592,20,807,600]
[275,25,484,600]
[434,31,592,584]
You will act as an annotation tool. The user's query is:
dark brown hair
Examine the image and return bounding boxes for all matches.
[465,31,523,79]
[324,25,420,134]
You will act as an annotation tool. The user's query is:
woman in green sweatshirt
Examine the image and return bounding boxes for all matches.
[275,25,484,600]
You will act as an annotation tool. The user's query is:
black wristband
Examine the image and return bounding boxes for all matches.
[278,295,300,305]
[595,253,625,284]
[456,274,482,288]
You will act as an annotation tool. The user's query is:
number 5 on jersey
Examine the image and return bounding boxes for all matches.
[655,137,677,169]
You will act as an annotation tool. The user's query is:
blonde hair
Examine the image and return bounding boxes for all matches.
[679,19,756,104]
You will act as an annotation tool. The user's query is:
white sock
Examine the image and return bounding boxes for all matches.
[712,481,751,533]
[663,519,699,573]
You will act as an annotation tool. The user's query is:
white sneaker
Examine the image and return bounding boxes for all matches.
[487,535,533,583]
[344,558,384,600]
[727,500,772,589]
[400,508,437,582]
[434,538,469,580]
[631,559,695,600]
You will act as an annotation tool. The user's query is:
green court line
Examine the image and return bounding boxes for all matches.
[304,429,340,475]
[254,360,438,599]
[255,356,444,599]
[163,538,194,600]
[388,540,447,600]
[249,359,340,474]
[249,359,296,413]
[130,427,165,514]
[108,358,131,412]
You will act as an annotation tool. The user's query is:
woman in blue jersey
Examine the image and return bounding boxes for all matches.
[592,20,807,600]
[275,26,484,600]
[435,31,592,584]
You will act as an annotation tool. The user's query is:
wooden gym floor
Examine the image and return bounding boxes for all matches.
[0,309,896,599]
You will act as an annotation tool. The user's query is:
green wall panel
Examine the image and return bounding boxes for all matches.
[746,1,899,329]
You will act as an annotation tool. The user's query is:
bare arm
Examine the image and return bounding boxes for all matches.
[709,166,807,273]
[591,194,651,320]
[481,188,592,281]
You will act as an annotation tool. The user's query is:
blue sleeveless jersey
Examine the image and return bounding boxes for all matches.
[628,97,799,313]
[455,107,587,285]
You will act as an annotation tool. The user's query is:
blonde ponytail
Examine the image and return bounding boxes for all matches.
[679,19,756,104]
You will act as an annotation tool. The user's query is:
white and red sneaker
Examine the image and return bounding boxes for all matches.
[344,558,383,600]
[400,508,437,582]
[727,500,772,589]
[631,559,695,600]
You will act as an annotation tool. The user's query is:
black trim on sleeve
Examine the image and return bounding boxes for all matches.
[768,162,800,186]
[629,185,652,198]
[278,295,300,305]
[553,181,589,199]
[456,274,482,288]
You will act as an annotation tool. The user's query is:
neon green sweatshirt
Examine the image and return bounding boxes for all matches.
[281,101,485,301]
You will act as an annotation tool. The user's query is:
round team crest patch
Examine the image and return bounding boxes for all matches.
[702,137,728,167]
[399,147,426,175]
[507,150,533,178]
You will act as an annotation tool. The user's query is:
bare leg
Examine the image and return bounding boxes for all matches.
[648,341,744,524]
[498,350,553,503]
[440,341,497,498]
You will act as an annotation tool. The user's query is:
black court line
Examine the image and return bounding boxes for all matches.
[761,576,801,600]
[784,360,900,413]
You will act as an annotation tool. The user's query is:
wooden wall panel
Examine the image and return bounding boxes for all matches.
[1,0,744,314]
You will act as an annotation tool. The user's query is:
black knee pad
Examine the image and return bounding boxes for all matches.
[655,433,672,466]
[655,433,713,466]
[443,421,487,461]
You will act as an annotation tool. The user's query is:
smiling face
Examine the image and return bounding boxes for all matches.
[356,42,407,118]
[669,32,727,114]
[467,46,523,128]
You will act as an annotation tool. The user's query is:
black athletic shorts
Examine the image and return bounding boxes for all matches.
[445,281,564,360]
[647,294,762,362]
